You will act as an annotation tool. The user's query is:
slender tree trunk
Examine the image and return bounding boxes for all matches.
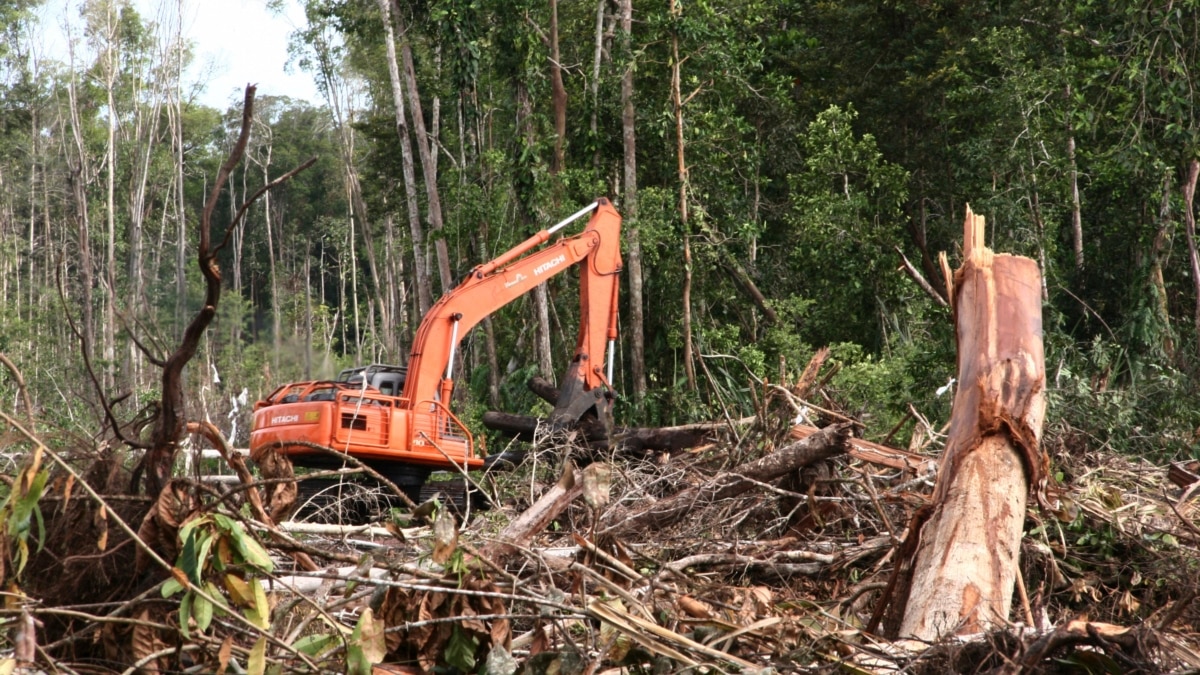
[670,0,696,391]
[103,2,118,390]
[401,41,452,294]
[257,140,282,365]
[377,0,433,315]
[1066,85,1084,273]
[590,0,606,170]
[897,205,1046,640]
[1150,171,1176,358]
[1182,159,1200,349]
[1023,124,1049,300]
[171,2,189,343]
[65,38,97,376]
[549,0,568,173]
[619,0,646,401]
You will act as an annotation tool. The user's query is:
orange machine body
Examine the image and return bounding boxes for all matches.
[249,199,623,479]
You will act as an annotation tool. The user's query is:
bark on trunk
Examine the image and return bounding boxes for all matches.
[1181,160,1200,348]
[484,467,583,561]
[398,31,453,295]
[619,0,646,402]
[897,205,1046,641]
[377,0,433,315]
[669,6,696,391]
[1066,84,1084,272]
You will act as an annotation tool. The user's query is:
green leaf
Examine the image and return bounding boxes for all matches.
[346,645,369,675]
[162,577,185,598]
[247,636,267,675]
[243,578,271,629]
[179,591,193,639]
[194,582,219,633]
[293,633,340,657]
[227,521,274,573]
[444,625,478,672]
[179,530,206,586]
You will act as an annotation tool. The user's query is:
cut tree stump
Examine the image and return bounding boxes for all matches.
[895,205,1047,640]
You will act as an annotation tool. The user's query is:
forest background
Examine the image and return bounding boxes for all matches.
[2,0,1199,464]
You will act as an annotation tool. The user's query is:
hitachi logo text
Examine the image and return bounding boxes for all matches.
[535,255,567,276]
[271,415,299,425]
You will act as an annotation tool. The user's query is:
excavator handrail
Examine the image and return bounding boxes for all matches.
[413,398,479,459]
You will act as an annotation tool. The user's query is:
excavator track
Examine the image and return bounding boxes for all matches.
[294,474,484,525]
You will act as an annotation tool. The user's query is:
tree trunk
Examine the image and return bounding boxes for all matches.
[102,2,118,391]
[670,0,696,391]
[1181,160,1200,350]
[1066,84,1084,273]
[392,0,453,296]
[65,40,97,377]
[619,0,646,402]
[376,0,434,316]
[1150,171,1176,358]
[549,0,567,174]
[897,205,1046,641]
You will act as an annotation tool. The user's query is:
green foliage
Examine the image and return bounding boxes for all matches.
[780,104,909,349]
[162,513,275,636]
[0,449,49,581]
[8,0,1200,472]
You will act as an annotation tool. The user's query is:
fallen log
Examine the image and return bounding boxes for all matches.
[600,422,852,536]
[790,424,937,474]
[481,411,717,455]
[483,465,584,561]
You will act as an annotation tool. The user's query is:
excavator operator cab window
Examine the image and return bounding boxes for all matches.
[375,375,403,396]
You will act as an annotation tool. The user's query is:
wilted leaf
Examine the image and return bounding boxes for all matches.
[216,635,233,675]
[95,505,108,552]
[582,463,612,510]
[353,608,386,664]
[1117,590,1141,615]
[431,508,458,564]
[132,606,166,670]
[224,573,254,607]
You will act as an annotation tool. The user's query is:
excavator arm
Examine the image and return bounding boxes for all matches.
[401,198,623,430]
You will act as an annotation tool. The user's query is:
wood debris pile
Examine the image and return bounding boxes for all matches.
[2,380,1197,673]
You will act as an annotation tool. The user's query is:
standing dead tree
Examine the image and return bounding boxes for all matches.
[877,205,1047,640]
[135,86,315,498]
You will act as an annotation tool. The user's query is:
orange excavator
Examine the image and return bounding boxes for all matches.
[249,198,622,503]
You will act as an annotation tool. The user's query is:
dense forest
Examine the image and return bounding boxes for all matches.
[2,0,1199,454]
[3,0,1200,670]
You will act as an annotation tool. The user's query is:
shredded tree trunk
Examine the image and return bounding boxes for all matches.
[896,205,1047,640]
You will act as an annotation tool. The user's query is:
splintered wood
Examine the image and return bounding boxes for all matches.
[898,205,1047,640]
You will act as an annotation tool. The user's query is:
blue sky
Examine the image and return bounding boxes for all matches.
[35,0,322,110]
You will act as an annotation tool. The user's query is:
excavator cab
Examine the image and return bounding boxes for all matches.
[337,364,407,397]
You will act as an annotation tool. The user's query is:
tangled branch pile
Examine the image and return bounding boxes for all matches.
[2,385,1200,673]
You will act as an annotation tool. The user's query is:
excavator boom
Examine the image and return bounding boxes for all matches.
[402,198,623,423]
